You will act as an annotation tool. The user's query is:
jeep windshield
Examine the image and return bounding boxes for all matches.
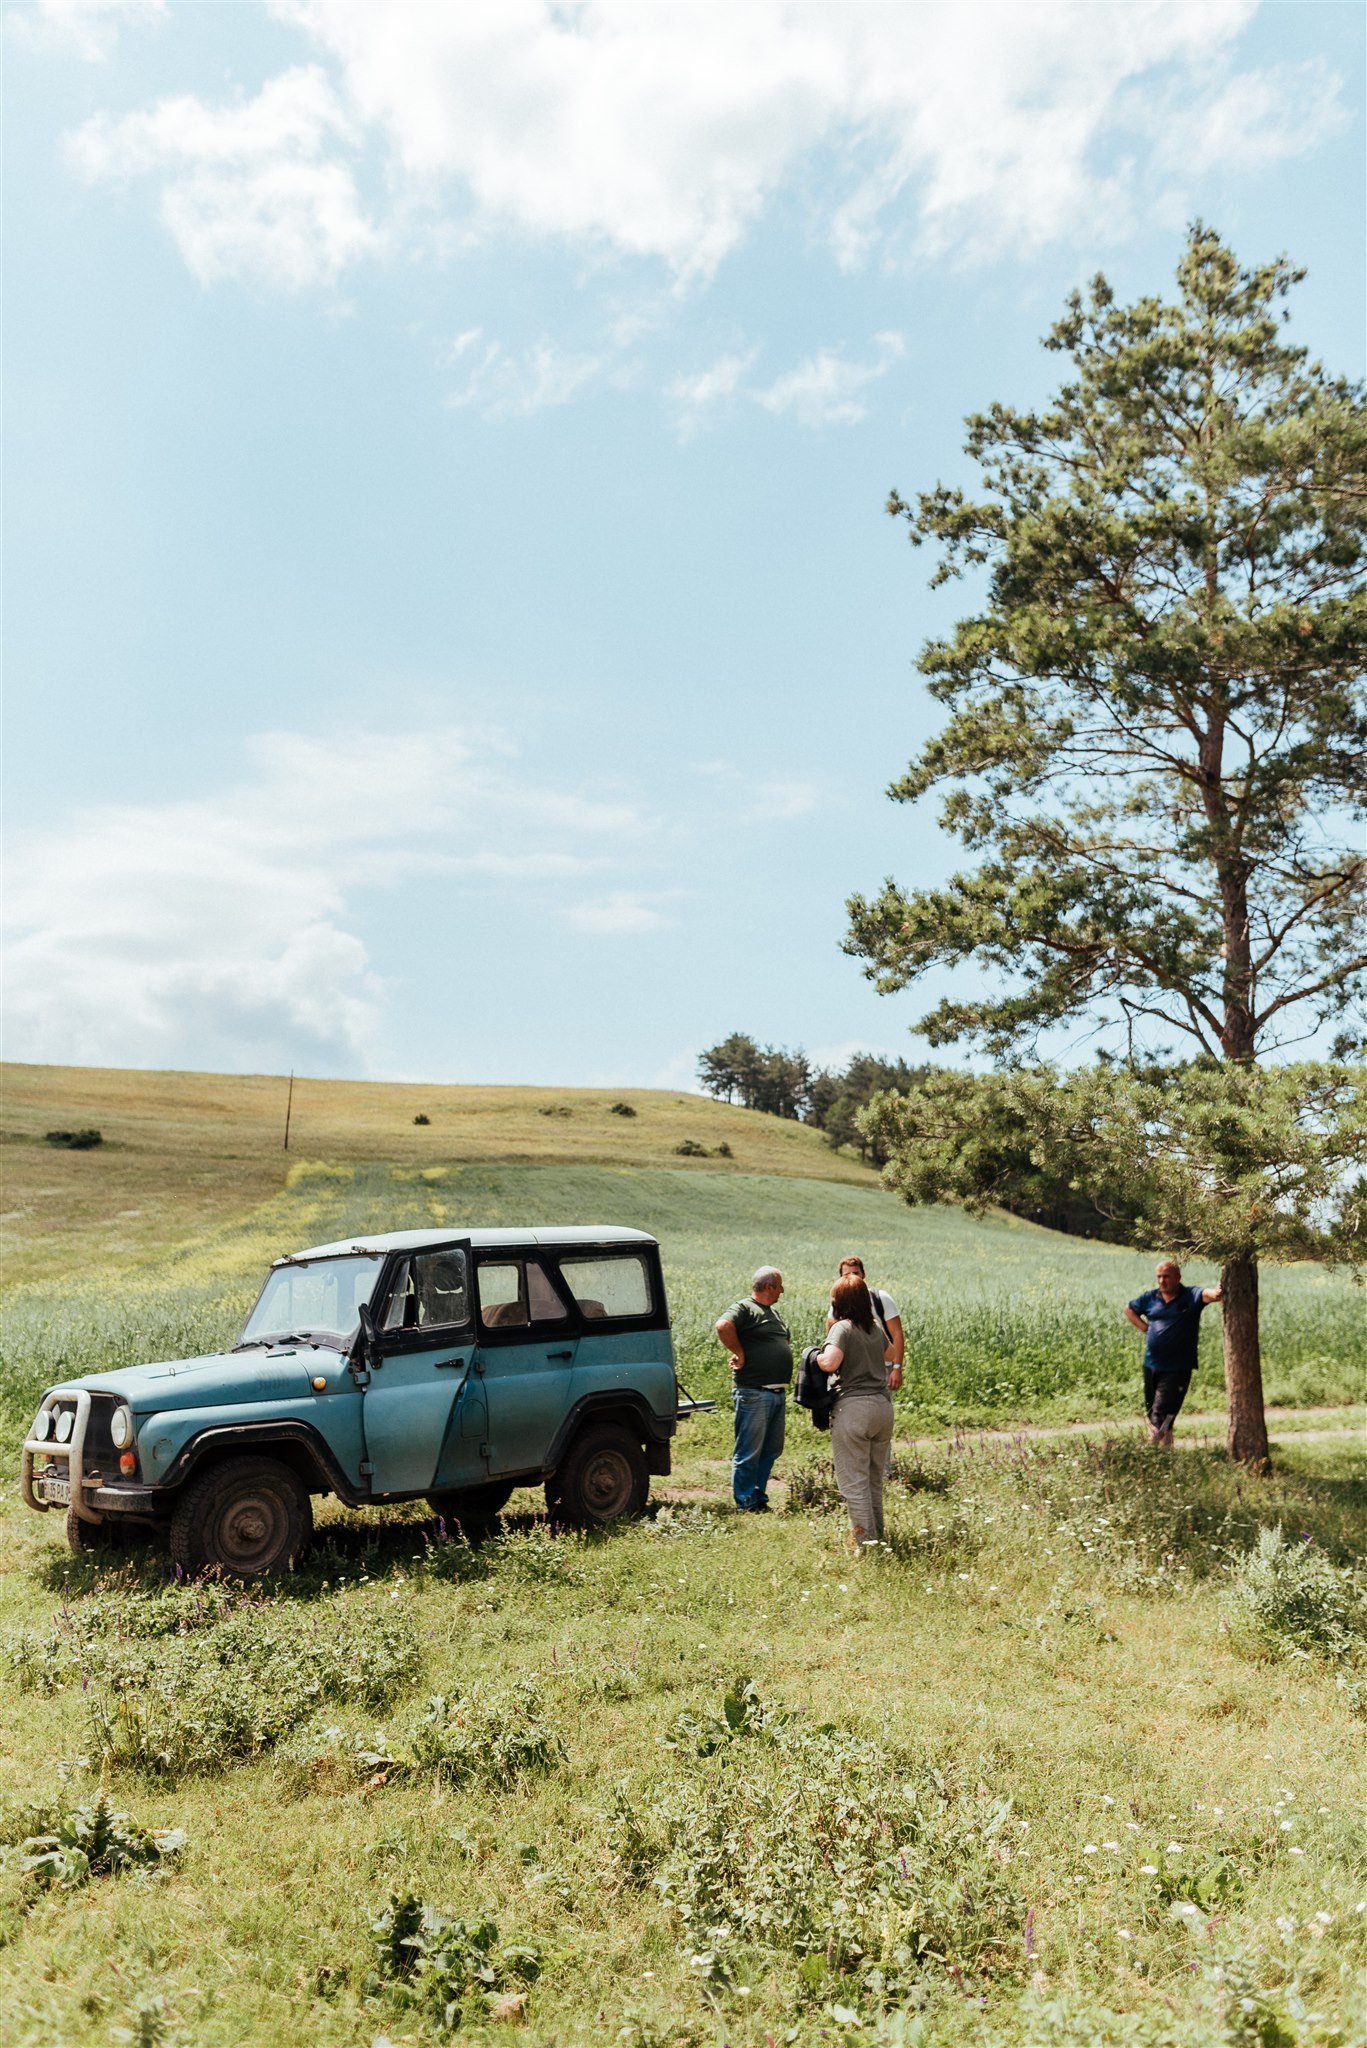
[236,1254,382,1351]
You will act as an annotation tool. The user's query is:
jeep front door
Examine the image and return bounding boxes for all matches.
[359,1242,481,1496]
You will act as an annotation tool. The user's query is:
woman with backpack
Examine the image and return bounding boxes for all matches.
[815,1272,897,1554]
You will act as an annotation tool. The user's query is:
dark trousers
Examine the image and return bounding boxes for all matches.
[1144,1366,1192,1434]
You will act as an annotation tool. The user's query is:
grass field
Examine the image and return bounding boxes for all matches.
[0,1064,875,1286]
[0,1065,1364,2046]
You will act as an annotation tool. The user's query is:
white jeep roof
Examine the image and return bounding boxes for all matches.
[278,1225,656,1264]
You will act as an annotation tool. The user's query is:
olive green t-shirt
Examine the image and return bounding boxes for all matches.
[726,1298,793,1389]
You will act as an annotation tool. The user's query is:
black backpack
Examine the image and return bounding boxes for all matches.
[794,1343,838,1430]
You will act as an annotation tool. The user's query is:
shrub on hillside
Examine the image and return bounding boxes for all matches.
[674,1138,707,1157]
[609,1102,637,1117]
[1224,1525,1366,1664]
[413,1113,430,1125]
[43,1128,103,1149]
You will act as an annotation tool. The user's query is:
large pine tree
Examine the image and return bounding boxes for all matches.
[848,228,1366,1466]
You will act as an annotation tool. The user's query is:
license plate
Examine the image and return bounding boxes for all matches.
[38,1475,71,1505]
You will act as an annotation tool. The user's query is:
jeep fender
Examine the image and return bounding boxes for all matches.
[543,1392,674,1479]
[161,1422,367,1506]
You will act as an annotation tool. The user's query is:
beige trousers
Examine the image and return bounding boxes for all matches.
[830,1392,895,1540]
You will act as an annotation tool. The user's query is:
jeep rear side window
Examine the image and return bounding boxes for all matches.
[381,1249,471,1332]
[477,1258,569,1330]
[558,1254,651,1320]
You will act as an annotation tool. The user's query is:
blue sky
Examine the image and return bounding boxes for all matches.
[5,0,1364,1088]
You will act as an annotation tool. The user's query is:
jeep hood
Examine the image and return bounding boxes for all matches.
[51,1347,350,1411]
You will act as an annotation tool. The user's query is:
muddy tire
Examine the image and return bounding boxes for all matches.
[170,1456,311,1578]
[545,1424,647,1527]
[426,1480,515,1532]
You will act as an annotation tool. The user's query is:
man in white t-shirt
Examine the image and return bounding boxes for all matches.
[826,1256,904,1390]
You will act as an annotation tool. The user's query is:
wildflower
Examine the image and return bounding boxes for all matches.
[1101,1795,1114,1806]
[1117,1929,1133,1941]
[1102,1841,1120,1851]
[1140,1865,1159,1875]
[1289,1846,1305,1856]
[1315,1911,1332,1925]
[1083,1845,1098,1855]
[1166,1841,1183,1853]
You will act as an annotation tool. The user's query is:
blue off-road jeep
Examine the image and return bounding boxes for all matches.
[21,1226,702,1576]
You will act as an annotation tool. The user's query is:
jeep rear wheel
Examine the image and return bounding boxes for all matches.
[426,1480,515,1532]
[546,1424,647,1527]
[170,1456,311,1578]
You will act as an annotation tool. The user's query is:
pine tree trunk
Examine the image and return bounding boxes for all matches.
[1221,1251,1270,1469]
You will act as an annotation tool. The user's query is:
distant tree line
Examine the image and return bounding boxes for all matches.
[697,1031,1163,1240]
[696,1033,921,1165]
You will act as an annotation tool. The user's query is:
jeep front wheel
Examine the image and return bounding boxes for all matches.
[170,1456,312,1578]
[546,1425,647,1527]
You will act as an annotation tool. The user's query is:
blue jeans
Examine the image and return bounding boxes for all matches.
[732,1387,786,1508]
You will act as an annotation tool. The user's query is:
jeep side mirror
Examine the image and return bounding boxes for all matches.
[355,1300,381,1372]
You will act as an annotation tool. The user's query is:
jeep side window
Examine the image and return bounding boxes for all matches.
[477,1261,527,1329]
[558,1254,651,1320]
[477,1258,569,1330]
[381,1249,471,1332]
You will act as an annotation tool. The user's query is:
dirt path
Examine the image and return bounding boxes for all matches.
[664,1406,1363,1506]
[898,1404,1365,1451]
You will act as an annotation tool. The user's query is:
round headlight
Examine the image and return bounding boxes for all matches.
[110,1406,133,1450]
[55,1409,75,1443]
[32,1409,52,1442]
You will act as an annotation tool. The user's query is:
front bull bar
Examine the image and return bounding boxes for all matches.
[20,1388,101,1523]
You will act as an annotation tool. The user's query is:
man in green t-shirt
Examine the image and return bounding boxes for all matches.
[715,1267,792,1512]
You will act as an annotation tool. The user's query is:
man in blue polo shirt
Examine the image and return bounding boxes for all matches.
[1125,1259,1222,1446]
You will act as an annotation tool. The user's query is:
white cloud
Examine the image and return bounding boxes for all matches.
[696,759,820,820]
[1135,58,1345,178]
[565,891,678,937]
[667,347,761,439]
[16,0,164,63]
[755,331,904,427]
[58,2,1343,294]
[68,67,378,289]
[445,329,609,417]
[2,727,645,1073]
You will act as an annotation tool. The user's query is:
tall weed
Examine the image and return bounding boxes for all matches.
[1224,1526,1366,1664]
[82,1602,421,1778]
[611,1681,1021,1999]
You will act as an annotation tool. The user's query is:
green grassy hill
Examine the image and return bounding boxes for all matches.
[1,1070,1364,2047]
[2,1147,1360,1441]
[0,1062,876,1284]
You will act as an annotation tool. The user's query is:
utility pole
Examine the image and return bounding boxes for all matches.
[283,1070,295,1152]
